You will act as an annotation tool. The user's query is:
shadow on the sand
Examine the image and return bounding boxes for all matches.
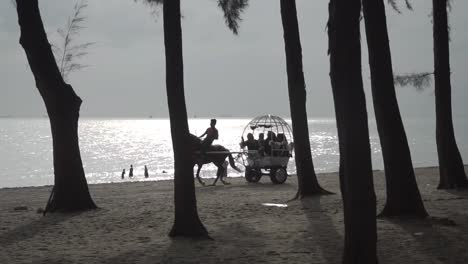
[102,222,266,264]
[197,180,295,191]
[299,196,343,264]
[387,215,468,264]
[443,189,468,197]
[0,212,81,247]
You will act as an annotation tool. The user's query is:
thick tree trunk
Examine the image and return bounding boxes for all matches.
[362,0,428,217]
[328,0,378,263]
[16,0,96,212]
[432,0,468,189]
[279,0,330,198]
[163,0,208,238]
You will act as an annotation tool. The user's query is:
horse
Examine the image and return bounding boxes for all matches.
[189,134,242,186]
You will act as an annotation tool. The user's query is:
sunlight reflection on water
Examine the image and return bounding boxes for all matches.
[1,118,467,188]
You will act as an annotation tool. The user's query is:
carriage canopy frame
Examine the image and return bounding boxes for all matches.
[241,114,293,143]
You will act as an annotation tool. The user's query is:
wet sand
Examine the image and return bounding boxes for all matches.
[1,166,467,264]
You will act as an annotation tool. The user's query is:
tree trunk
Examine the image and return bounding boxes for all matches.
[163,0,208,238]
[432,0,468,189]
[279,0,330,198]
[328,0,378,262]
[362,0,428,217]
[16,0,96,212]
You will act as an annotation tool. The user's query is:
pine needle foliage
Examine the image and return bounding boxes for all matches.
[394,72,433,91]
[139,0,247,35]
[387,0,413,13]
[217,0,249,35]
[53,0,94,81]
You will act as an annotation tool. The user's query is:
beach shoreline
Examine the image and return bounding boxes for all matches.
[1,166,467,263]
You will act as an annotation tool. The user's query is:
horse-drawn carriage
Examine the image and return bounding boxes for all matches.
[192,115,293,186]
[238,115,294,184]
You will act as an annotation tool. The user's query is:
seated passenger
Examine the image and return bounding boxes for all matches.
[276,133,289,157]
[240,133,259,151]
[264,131,276,156]
[257,133,265,156]
[271,133,286,157]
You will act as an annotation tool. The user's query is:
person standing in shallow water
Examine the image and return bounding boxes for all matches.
[129,165,133,178]
[198,119,219,155]
[144,165,149,178]
[121,169,125,179]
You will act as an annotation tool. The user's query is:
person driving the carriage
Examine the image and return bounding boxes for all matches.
[199,119,219,156]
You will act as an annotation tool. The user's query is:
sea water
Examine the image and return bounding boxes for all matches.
[0,118,467,188]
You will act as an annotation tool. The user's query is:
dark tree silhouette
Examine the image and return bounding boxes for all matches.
[279,0,331,198]
[328,0,378,262]
[432,0,468,189]
[162,0,208,237]
[217,0,329,198]
[362,0,427,217]
[15,0,96,213]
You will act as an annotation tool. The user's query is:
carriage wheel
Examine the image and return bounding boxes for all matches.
[245,167,261,183]
[270,167,287,184]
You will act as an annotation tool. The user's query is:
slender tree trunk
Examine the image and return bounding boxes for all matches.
[362,0,428,217]
[279,0,330,198]
[163,0,208,238]
[328,0,378,262]
[16,0,96,212]
[432,0,468,189]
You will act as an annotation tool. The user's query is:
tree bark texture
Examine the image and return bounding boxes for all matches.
[279,0,330,198]
[362,0,428,217]
[16,0,96,212]
[163,0,208,237]
[328,0,378,263]
[432,0,468,189]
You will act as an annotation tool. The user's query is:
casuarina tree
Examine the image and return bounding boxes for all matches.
[432,0,468,189]
[162,0,208,237]
[328,0,378,262]
[15,0,96,213]
[362,0,428,217]
[218,0,330,198]
[279,0,331,198]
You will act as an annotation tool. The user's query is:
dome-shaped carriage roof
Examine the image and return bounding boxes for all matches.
[242,115,293,141]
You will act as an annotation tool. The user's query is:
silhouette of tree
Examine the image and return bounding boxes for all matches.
[362,0,428,217]
[15,0,96,213]
[328,0,378,262]
[162,0,208,237]
[216,0,330,198]
[431,0,467,189]
[395,0,466,189]
[279,0,331,198]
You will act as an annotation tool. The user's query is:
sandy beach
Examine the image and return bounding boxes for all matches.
[0,166,467,264]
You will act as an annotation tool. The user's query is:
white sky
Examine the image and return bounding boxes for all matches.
[1,0,468,118]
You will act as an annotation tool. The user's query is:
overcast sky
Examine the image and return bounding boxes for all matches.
[1,0,468,118]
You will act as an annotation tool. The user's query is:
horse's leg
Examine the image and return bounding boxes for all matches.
[212,165,221,186]
[196,164,205,186]
[221,171,230,185]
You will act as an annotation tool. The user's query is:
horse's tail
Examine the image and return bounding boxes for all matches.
[228,154,242,172]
